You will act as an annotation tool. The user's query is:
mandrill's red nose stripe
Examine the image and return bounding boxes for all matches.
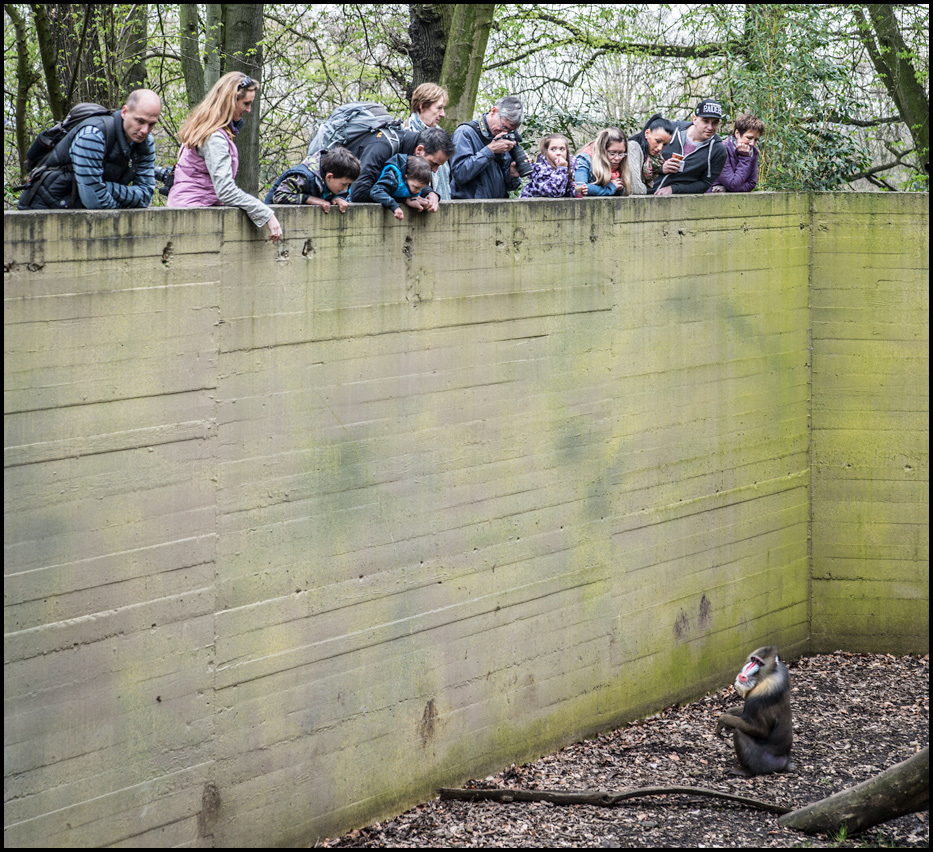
[739,661,758,679]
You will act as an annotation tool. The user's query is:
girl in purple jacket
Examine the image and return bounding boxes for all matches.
[520,133,577,198]
[709,113,765,193]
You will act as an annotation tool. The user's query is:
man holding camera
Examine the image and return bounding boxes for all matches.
[450,96,529,200]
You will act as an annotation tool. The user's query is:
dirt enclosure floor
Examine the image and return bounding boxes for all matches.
[322,652,929,848]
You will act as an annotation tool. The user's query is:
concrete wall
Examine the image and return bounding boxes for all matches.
[809,194,929,652]
[3,193,926,846]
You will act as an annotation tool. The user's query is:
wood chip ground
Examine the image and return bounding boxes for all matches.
[322,652,929,848]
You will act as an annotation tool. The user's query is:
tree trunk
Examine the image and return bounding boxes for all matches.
[407,4,454,101]
[223,3,264,195]
[38,5,147,111]
[59,6,113,106]
[179,4,205,108]
[120,3,148,92]
[440,785,790,815]
[438,4,496,133]
[854,4,929,167]
[32,5,68,119]
[5,3,32,173]
[179,4,224,109]
[779,747,929,837]
[204,4,224,91]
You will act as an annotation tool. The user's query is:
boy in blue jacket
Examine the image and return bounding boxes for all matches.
[362,154,433,220]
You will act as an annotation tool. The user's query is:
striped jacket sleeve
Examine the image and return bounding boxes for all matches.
[70,125,156,209]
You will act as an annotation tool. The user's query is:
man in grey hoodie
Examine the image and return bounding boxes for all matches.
[652,99,727,195]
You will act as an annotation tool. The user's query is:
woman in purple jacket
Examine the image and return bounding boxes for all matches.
[709,113,765,193]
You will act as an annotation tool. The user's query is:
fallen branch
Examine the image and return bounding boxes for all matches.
[439,785,791,816]
[778,747,929,837]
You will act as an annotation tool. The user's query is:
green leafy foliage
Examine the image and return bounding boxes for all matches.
[712,5,873,190]
[3,3,928,206]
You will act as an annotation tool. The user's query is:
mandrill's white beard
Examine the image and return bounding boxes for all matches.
[734,675,753,697]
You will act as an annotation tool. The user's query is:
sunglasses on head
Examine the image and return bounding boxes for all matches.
[238,76,254,90]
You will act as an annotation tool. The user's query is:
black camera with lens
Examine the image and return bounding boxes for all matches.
[499,131,533,178]
[156,164,175,197]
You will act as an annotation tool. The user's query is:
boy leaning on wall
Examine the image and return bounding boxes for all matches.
[709,113,765,193]
[265,147,361,212]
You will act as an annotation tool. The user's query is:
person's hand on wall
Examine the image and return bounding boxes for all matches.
[266,214,282,243]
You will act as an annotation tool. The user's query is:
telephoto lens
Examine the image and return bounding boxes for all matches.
[506,132,533,178]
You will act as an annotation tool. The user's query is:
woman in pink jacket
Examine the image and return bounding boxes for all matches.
[168,72,282,243]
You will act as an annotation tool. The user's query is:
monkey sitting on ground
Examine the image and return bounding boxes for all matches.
[715,645,793,776]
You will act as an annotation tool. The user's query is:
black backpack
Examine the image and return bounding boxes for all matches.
[17,103,116,206]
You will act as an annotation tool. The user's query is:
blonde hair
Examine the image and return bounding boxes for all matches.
[591,127,632,195]
[179,71,258,150]
[411,83,448,115]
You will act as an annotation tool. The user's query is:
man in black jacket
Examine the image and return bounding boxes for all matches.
[345,126,452,212]
[652,99,727,196]
[19,90,161,210]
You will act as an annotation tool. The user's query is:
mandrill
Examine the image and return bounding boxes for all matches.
[716,645,793,776]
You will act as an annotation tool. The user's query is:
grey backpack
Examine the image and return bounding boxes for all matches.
[306,102,401,157]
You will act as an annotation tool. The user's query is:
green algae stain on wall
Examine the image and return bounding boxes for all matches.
[3,194,927,848]
[809,193,929,654]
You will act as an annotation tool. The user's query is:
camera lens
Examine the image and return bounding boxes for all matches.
[510,143,533,178]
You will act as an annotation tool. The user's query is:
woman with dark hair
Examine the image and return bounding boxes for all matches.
[627,114,675,195]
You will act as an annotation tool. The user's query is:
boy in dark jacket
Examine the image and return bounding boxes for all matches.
[266,147,360,211]
[652,99,727,196]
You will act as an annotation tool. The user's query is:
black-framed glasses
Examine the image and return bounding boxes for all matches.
[238,76,254,90]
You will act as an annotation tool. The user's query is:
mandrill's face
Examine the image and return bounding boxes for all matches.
[734,650,772,697]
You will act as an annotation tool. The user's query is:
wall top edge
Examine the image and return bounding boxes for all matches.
[4,193,925,255]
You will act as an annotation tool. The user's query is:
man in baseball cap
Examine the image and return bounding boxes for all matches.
[695,99,726,120]
[652,98,727,195]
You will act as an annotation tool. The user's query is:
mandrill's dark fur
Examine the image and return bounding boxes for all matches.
[716,645,793,776]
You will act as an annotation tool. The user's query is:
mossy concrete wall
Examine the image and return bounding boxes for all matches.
[3,193,927,846]
[809,194,929,653]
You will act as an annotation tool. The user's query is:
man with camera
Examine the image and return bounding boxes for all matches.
[450,96,531,200]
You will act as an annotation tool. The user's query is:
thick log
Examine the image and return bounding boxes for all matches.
[778,747,929,836]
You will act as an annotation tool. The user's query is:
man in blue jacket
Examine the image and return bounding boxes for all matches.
[652,99,727,196]
[450,96,524,200]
